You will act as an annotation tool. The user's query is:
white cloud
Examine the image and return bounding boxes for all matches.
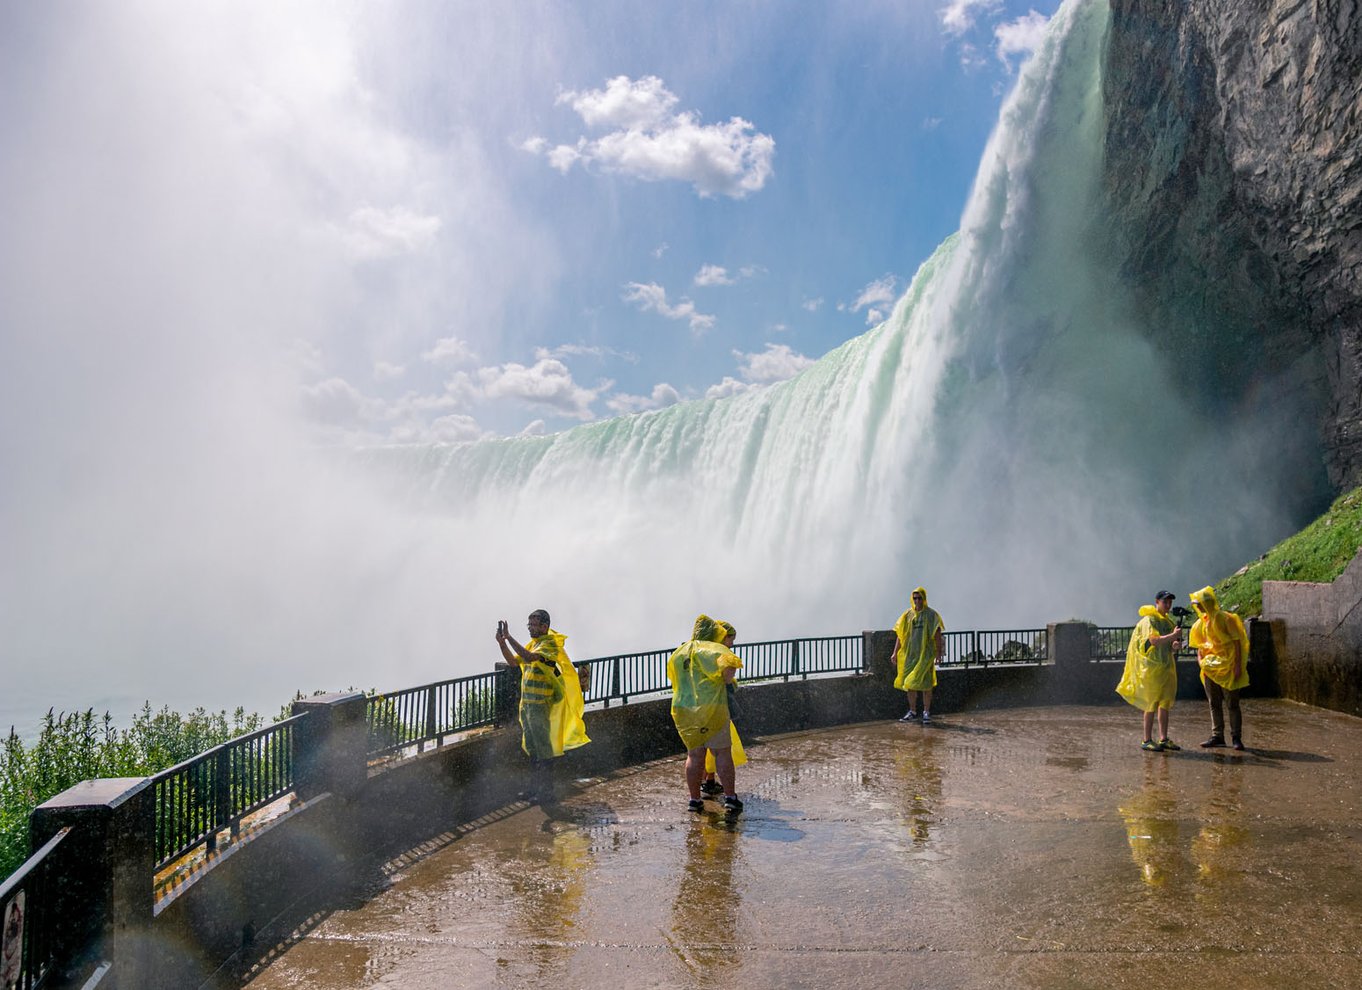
[770,322,789,334]
[300,377,386,423]
[564,74,678,130]
[421,334,477,365]
[850,275,900,325]
[527,76,775,199]
[734,343,814,384]
[939,0,1001,35]
[801,297,824,313]
[705,376,756,400]
[653,242,669,259]
[477,358,608,420]
[426,413,483,443]
[694,264,735,287]
[519,419,547,437]
[622,281,716,334]
[339,205,441,259]
[373,360,405,381]
[922,117,943,131]
[995,11,1050,71]
[606,382,683,415]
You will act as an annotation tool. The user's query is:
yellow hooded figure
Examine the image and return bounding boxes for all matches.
[1116,605,1179,712]
[525,627,590,757]
[668,614,743,752]
[704,619,747,771]
[893,588,945,692]
[1188,587,1249,692]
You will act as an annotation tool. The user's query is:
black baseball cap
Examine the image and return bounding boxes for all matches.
[1155,590,1175,601]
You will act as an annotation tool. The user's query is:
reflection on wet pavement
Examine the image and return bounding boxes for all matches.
[240,702,1362,989]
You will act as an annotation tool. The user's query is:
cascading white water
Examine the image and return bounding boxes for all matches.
[369,0,1323,654]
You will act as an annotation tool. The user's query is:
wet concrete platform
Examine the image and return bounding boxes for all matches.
[240,702,1362,989]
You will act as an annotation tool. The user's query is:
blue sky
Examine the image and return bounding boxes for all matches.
[0,0,1059,446]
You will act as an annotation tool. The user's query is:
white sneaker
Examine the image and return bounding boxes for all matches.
[899,711,917,722]
[921,712,931,723]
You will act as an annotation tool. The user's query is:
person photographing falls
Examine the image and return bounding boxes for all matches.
[1117,591,1183,752]
[495,609,589,803]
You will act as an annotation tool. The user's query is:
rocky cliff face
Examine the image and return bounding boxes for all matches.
[1102,0,1361,488]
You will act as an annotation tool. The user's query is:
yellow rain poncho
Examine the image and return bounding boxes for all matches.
[668,615,743,752]
[704,619,746,770]
[893,588,945,692]
[1116,606,1178,712]
[521,629,590,759]
[1188,587,1250,692]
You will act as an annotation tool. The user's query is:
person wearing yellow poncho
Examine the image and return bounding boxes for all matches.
[700,620,747,798]
[1117,590,1184,752]
[1188,586,1250,751]
[892,587,945,723]
[495,608,590,802]
[668,614,744,816]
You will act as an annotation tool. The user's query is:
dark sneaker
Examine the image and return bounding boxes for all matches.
[1141,740,1161,752]
[1231,738,1246,751]
[1200,736,1226,748]
[1159,738,1181,751]
[899,711,917,722]
[700,779,724,796]
[688,799,705,813]
[722,796,744,815]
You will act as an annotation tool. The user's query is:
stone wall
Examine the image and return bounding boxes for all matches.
[1263,547,1362,716]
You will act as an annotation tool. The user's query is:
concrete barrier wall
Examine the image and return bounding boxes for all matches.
[36,622,1283,989]
[1263,547,1362,716]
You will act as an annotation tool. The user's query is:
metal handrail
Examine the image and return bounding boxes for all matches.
[1089,624,1199,662]
[940,628,1048,666]
[0,827,73,990]
[366,669,504,758]
[149,713,307,870]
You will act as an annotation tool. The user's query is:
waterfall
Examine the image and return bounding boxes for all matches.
[368,0,1323,656]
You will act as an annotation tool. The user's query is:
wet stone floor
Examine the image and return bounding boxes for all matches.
[241,702,1362,989]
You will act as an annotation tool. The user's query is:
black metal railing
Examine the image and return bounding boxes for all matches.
[366,669,504,758]
[940,629,1048,666]
[1089,625,1198,662]
[0,827,73,989]
[150,713,306,871]
[362,629,1063,760]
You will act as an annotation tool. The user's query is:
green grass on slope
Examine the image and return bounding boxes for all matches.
[1214,486,1362,616]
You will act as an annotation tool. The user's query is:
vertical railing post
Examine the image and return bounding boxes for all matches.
[211,748,231,852]
[291,693,367,802]
[791,640,802,681]
[31,778,155,988]
[610,657,622,705]
[972,631,979,667]
[424,687,438,749]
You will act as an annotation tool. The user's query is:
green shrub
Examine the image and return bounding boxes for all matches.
[1,704,262,882]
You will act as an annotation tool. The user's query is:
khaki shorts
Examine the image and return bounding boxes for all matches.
[701,718,731,752]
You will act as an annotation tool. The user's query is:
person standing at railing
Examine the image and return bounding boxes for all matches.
[1117,590,1183,752]
[893,587,945,723]
[668,614,744,816]
[1188,586,1250,751]
[496,609,590,802]
[701,620,748,798]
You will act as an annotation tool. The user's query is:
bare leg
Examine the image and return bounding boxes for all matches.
[711,747,737,796]
[1157,707,1170,741]
[1143,710,1156,742]
[685,748,706,799]
[923,689,933,715]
